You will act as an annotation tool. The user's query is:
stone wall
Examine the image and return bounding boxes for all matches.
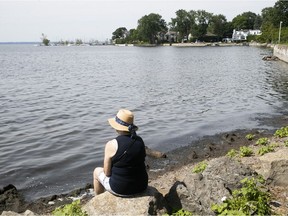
[273,45,288,63]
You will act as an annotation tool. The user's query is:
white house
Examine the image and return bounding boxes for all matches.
[164,31,178,43]
[232,29,262,41]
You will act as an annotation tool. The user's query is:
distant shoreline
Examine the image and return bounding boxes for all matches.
[0,42,270,47]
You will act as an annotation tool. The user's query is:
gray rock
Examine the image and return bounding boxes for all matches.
[0,210,45,216]
[83,186,168,216]
[0,185,26,214]
[258,149,288,187]
[165,157,257,215]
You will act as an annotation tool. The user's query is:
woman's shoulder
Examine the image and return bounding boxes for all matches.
[106,139,118,151]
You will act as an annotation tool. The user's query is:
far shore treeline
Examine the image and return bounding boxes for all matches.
[42,0,287,46]
[111,0,287,45]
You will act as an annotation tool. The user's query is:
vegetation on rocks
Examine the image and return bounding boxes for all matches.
[165,209,193,216]
[257,145,275,156]
[226,149,237,158]
[274,126,288,138]
[52,200,88,216]
[192,161,208,173]
[245,134,255,140]
[239,146,254,157]
[256,137,269,146]
[211,177,271,215]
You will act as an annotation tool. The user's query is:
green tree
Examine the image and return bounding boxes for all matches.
[137,13,167,44]
[232,11,258,30]
[170,9,194,42]
[261,6,275,26]
[273,0,288,27]
[41,33,50,46]
[208,14,227,39]
[256,0,288,43]
[223,21,234,38]
[125,28,139,44]
[191,10,213,40]
[254,15,263,29]
[112,27,128,41]
[75,39,83,45]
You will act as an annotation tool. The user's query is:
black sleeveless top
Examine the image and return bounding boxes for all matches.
[109,134,148,195]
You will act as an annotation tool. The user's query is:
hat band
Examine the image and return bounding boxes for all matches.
[115,116,131,127]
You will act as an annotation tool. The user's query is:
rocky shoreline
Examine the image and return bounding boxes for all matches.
[1,114,288,215]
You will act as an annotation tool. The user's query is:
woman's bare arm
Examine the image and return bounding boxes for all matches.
[103,140,117,176]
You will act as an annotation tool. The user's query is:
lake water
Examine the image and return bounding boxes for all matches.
[1,44,288,201]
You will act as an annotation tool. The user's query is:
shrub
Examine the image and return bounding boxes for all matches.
[245,134,255,140]
[226,149,238,158]
[170,209,193,216]
[258,145,275,156]
[192,161,208,173]
[239,146,253,157]
[256,138,269,146]
[52,200,88,216]
[211,177,271,215]
[284,140,288,147]
[274,126,288,138]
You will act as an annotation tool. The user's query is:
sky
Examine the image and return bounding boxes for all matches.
[0,0,277,42]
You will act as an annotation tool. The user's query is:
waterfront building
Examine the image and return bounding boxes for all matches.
[232,29,262,41]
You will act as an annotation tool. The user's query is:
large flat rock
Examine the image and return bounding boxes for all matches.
[83,186,168,216]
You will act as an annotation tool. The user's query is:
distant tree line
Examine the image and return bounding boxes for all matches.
[112,0,288,44]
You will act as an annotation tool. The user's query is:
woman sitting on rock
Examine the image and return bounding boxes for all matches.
[93,109,148,196]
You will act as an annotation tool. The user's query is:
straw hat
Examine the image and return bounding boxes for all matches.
[108,109,138,132]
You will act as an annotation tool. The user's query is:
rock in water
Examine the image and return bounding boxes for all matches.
[0,184,27,214]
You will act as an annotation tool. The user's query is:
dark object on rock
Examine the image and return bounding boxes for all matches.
[208,143,217,151]
[145,146,167,158]
[262,55,279,61]
[270,200,282,207]
[189,150,198,159]
[223,133,237,143]
[0,184,27,214]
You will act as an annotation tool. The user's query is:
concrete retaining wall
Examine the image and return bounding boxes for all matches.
[273,45,288,63]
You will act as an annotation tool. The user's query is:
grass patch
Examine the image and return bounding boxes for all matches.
[192,161,208,174]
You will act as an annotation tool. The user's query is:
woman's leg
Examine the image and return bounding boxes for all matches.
[93,167,105,195]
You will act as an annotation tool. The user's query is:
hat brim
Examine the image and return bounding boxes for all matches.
[108,118,138,132]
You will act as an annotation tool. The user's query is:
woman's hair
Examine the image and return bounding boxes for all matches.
[116,130,130,135]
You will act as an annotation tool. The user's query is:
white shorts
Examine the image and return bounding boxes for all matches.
[98,171,130,197]
[98,171,112,192]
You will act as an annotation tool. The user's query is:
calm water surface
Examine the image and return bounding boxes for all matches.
[1,44,288,200]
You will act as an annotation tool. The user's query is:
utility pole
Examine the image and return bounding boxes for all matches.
[278,21,283,44]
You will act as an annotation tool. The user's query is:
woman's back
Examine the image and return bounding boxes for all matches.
[110,135,148,195]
